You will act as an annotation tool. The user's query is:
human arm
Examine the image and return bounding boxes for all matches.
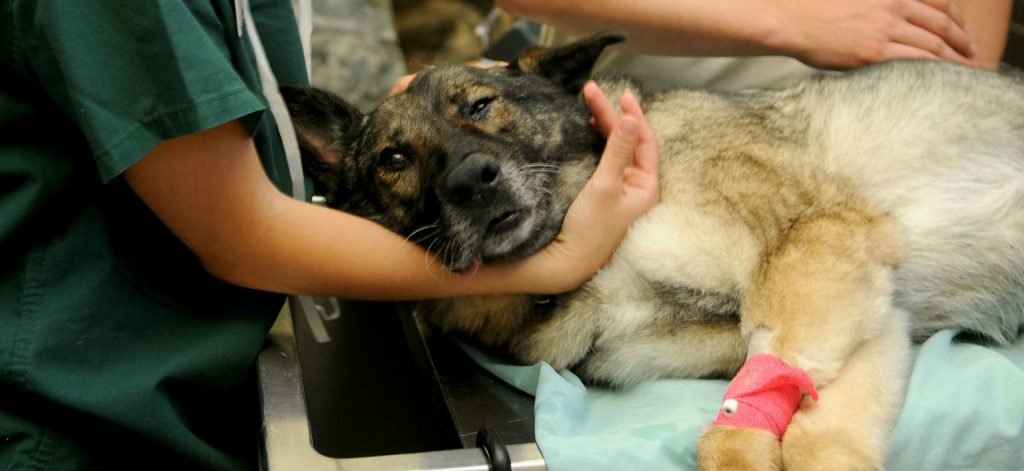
[954,0,1012,69]
[497,0,984,69]
[123,87,657,300]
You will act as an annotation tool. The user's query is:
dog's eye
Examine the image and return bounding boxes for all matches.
[378,148,412,171]
[464,96,494,120]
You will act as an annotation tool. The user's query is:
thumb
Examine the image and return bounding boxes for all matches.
[594,116,640,184]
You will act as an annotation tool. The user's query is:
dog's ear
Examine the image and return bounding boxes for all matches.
[509,31,626,93]
[281,85,364,199]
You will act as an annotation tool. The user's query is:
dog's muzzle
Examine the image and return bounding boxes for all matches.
[444,150,502,208]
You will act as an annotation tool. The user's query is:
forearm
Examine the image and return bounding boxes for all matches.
[954,0,1012,69]
[498,0,788,56]
[212,192,561,300]
[126,120,553,300]
[500,0,981,70]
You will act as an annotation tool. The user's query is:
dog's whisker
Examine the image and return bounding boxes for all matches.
[413,231,439,245]
[424,237,446,281]
[520,165,560,172]
[407,227,441,246]
[439,240,457,282]
[522,161,561,168]
[405,221,440,244]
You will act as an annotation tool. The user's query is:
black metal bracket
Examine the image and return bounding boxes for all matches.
[476,426,512,471]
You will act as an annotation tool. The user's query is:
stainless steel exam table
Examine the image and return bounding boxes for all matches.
[257,297,547,470]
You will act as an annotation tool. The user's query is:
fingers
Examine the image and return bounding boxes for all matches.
[917,0,966,29]
[889,23,969,65]
[585,80,654,141]
[583,81,618,137]
[585,81,659,193]
[618,90,659,177]
[593,115,640,187]
[619,90,655,145]
[881,42,941,62]
[900,0,975,60]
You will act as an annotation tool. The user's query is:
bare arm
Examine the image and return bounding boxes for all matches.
[954,0,1012,69]
[124,88,657,300]
[498,0,981,69]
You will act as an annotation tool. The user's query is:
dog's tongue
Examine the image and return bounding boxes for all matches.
[458,260,480,277]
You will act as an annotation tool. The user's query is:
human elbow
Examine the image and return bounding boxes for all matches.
[196,251,253,290]
[192,242,273,292]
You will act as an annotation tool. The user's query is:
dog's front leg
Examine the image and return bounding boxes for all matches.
[780,310,909,471]
[698,208,909,471]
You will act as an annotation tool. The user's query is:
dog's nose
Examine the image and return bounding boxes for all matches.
[444,152,501,207]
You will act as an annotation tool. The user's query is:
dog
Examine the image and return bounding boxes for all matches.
[283,32,1024,470]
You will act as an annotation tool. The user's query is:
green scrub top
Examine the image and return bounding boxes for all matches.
[0,1,308,470]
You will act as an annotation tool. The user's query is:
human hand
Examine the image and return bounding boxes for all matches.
[773,0,976,69]
[522,81,660,293]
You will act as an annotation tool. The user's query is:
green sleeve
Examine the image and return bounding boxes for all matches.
[13,0,272,182]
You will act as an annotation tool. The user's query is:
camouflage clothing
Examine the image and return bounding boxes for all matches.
[310,0,407,111]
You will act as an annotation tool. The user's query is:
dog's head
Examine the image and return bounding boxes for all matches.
[284,32,626,273]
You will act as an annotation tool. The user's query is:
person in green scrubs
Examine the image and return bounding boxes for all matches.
[0,1,660,470]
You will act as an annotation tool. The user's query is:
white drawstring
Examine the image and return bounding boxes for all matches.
[235,0,330,343]
[234,0,245,38]
[239,0,306,201]
[293,0,313,78]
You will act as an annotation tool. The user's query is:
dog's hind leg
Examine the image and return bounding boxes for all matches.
[698,206,908,471]
[575,322,747,386]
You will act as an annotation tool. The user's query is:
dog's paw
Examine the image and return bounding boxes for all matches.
[781,418,883,471]
[697,424,781,471]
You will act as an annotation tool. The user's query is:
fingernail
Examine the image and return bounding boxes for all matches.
[618,118,638,138]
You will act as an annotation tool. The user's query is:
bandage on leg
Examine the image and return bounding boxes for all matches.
[711,354,819,438]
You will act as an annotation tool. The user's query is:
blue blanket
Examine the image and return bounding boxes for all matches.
[465,329,1024,471]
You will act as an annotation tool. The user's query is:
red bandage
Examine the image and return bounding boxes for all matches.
[711,354,819,438]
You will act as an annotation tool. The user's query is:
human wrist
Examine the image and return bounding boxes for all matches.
[744,2,805,59]
[500,242,596,295]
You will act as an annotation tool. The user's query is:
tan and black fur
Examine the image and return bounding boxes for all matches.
[283,32,1024,470]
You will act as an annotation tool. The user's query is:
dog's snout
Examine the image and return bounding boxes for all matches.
[445,152,501,206]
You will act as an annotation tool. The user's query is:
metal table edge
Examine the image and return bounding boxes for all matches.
[256,301,547,471]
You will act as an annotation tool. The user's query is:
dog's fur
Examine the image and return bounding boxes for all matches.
[283,33,1024,470]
